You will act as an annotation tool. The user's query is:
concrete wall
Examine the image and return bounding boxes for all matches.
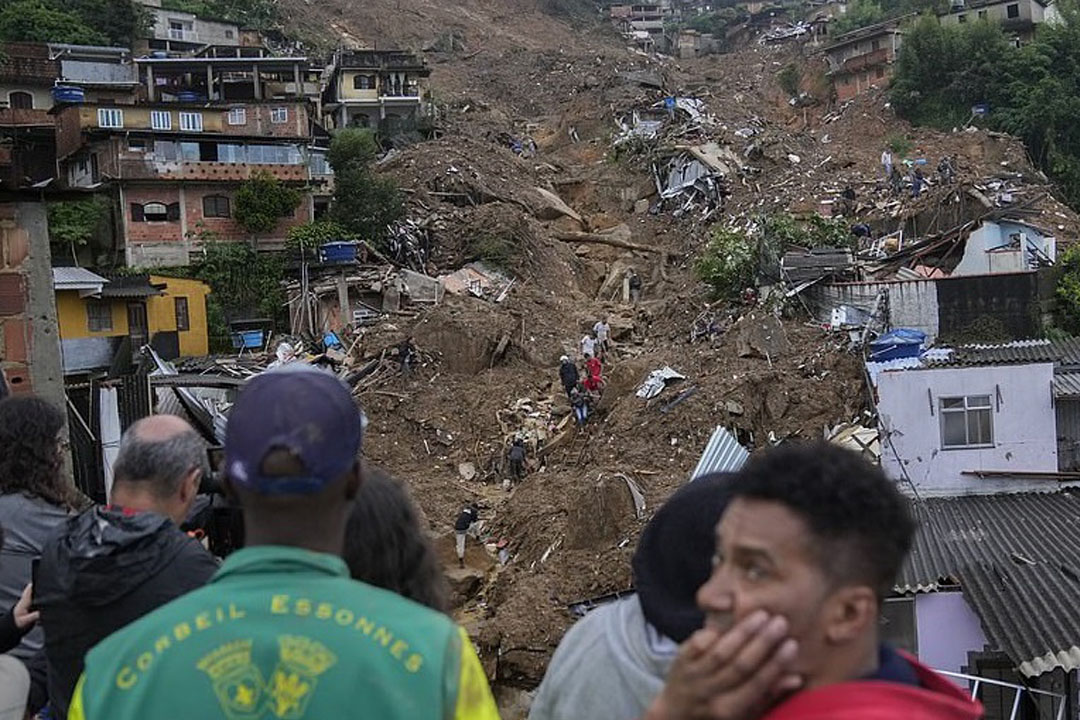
[810,277,939,338]
[915,592,989,685]
[878,363,1059,496]
[0,201,65,410]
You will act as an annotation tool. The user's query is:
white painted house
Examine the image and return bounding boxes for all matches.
[874,339,1080,496]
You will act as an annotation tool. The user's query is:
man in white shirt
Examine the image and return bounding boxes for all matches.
[881,149,893,180]
[593,317,611,357]
[581,334,597,359]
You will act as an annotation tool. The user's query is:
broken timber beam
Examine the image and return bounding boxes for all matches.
[553,231,663,255]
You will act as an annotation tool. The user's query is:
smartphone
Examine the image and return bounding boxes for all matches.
[30,558,39,611]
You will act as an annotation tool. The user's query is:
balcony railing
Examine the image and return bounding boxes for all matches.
[167,28,199,42]
[117,159,308,182]
[836,47,890,73]
[935,670,1066,720]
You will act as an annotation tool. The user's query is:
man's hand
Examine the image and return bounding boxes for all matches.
[645,611,802,720]
[14,583,39,631]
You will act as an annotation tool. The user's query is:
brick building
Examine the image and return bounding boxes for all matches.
[823,16,910,102]
[55,54,321,267]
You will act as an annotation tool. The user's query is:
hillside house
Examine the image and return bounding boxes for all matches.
[937,0,1061,44]
[871,338,1080,495]
[823,16,909,101]
[322,50,430,134]
[135,0,260,54]
[54,54,322,266]
[53,268,209,375]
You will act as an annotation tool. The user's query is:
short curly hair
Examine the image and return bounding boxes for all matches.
[727,442,915,599]
[0,396,81,509]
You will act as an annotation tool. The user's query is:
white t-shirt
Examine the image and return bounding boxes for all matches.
[593,321,610,342]
[581,336,597,357]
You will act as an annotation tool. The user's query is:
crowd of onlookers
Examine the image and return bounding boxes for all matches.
[0,355,984,719]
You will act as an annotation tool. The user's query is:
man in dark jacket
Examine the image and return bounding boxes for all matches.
[454,502,479,569]
[559,356,579,398]
[36,415,219,718]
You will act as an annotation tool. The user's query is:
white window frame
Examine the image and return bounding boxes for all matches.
[143,202,168,222]
[97,108,124,128]
[227,107,246,125]
[150,110,172,131]
[179,111,203,132]
[270,107,288,124]
[940,395,994,450]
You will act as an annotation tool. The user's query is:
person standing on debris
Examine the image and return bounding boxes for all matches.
[560,355,580,399]
[530,474,734,720]
[910,166,925,198]
[69,366,500,720]
[881,148,893,179]
[937,156,955,185]
[583,355,604,394]
[840,186,856,217]
[570,385,589,426]
[507,439,527,484]
[645,443,981,720]
[581,333,598,360]
[889,165,903,196]
[593,316,611,358]
[454,502,479,569]
[628,270,643,304]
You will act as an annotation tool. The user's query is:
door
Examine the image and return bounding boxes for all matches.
[127,302,148,352]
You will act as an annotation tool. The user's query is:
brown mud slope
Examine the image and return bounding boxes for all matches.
[277,0,1078,706]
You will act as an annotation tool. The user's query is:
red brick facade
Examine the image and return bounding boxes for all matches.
[122,182,312,262]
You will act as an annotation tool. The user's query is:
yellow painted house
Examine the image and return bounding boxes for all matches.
[53,268,210,375]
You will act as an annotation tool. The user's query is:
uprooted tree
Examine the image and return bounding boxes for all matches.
[328,127,404,246]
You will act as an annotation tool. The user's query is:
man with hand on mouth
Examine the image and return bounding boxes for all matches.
[645,442,982,720]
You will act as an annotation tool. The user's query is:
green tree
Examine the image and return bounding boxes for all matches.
[284,220,355,258]
[0,0,107,44]
[190,240,285,328]
[327,128,404,244]
[1056,244,1080,334]
[695,226,759,300]
[234,171,301,235]
[831,0,885,35]
[777,63,800,97]
[55,0,147,45]
[47,198,109,258]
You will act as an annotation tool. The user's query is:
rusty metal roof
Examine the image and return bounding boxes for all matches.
[898,492,1080,677]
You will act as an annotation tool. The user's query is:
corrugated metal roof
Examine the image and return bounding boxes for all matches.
[897,492,1080,677]
[52,267,108,289]
[1053,372,1080,398]
[690,426,748,480]
[923,339,1080,368]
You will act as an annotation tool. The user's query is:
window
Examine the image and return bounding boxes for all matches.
[179,112,203,132]
[1006,2,1019,16]
[130,202,179,222]
[247,144,302,164]
[86,302,112,332]
[879,598,917,656]
[978,9,988,17]
[871,39,880,50]
[218,143,245,163]
[179,141,200,161]
[957,12,967,21]
[875,67,885,79]
[352,75,374,90]
[174,297,190,331]
[97,108,123,128]
[225,29,234,38]
[128,138,148,152]
[940,395,993,448]
[150,110,172,130]
[203,194,230,218]
[8,91,32,110]
[142,202,168,222]
[270,107,288,124]
[227,107,246,125]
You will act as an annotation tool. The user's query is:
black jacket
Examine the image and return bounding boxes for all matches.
[454,507,478,532]
[35,506,219,718]
[0,605,29,653]
[559,362,579,389]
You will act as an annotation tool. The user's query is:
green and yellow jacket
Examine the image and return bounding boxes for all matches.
[70,546,499,720]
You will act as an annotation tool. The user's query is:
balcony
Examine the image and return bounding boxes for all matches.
[167,28,199,42]
[0,108,52,128]
[836,47,890,73]
[117,159,308,183]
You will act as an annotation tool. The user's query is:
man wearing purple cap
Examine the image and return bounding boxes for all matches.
[69,365,500,720]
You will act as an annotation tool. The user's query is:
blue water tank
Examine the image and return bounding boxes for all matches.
[175,90,205,103]
[51,86,85,104]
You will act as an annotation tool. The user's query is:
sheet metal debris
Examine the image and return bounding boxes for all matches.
[690,426,749,480]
